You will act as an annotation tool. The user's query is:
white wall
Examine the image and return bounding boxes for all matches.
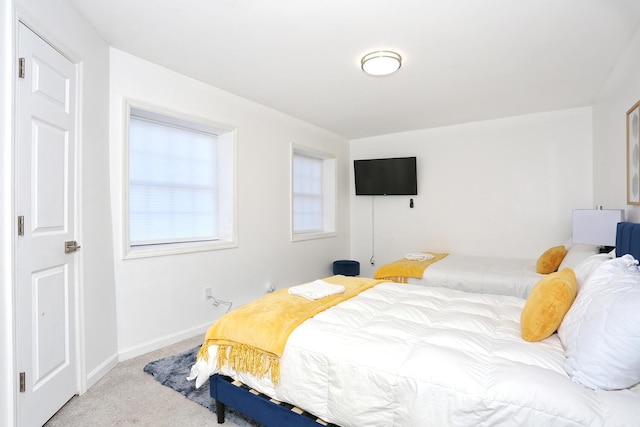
[350,108,594,278]
[109,49,351,359]
[593,26,640,221]
[2,0,118,425]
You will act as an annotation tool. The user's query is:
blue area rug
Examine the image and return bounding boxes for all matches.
[143,346,260,426]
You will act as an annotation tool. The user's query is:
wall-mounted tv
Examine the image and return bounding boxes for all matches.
[354,156,417,195]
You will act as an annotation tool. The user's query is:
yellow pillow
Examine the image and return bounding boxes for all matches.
[521,268,577,342]
[536,245,567,274]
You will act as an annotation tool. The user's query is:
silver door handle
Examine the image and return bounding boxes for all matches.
[64,240,81,254]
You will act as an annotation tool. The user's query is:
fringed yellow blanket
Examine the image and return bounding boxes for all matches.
[197,275,386,384]
[374,252,448,283]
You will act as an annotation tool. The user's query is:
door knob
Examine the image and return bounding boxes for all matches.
[64,240,81,254]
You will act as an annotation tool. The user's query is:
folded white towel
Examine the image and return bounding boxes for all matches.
[288,280,346,300]
[404,252,434,261]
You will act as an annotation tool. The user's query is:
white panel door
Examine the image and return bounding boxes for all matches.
[16,23,79,427]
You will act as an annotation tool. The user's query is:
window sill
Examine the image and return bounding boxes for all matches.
[123,240,237,259]
[291,231,337,242]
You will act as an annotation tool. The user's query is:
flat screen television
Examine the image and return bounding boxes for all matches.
[354,157,417,195]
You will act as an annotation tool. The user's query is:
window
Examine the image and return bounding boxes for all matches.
[291,145,336,241]
[126,106,236,257]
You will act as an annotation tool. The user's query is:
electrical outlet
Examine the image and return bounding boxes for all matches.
[204,287,212,300]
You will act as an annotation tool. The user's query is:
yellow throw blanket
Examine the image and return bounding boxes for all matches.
[374,252,448,283]
[197,275,386,384]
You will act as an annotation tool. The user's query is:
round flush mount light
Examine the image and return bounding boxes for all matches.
[361,50,402,76]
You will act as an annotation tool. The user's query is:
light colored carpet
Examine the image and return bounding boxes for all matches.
[44,335,242,427]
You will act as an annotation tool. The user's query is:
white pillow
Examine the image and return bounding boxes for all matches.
[558,244,598,270]
[558,255,640,390]
[572,253,613,290]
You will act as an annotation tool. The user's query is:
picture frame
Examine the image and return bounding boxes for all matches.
[627,100,640,205]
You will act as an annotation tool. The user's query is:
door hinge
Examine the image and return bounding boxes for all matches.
[19,372,25,392]
[18,57,25,79]
[18,216,24,236]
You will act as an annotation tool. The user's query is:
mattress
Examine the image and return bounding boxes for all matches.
[192,282,640,426]
[407,254,543,298]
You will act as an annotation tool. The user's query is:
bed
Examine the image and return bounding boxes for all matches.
[374,244,600,298]
[188,222,640,427]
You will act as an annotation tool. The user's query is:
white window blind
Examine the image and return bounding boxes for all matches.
[292,153,323,233]
[129,116,218,246]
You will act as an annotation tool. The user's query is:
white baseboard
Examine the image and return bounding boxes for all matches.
[85,352,119,390]
[83,322,212,390]
[117,322,211,361]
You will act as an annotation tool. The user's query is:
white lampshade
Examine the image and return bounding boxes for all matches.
[572,209,624,247]
[361,51,402,76]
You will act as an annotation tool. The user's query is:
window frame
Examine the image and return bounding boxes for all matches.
[290,144,337,242]
[122,101,237,259]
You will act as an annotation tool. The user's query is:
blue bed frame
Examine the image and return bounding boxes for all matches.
[210,221,640,426]
[210,374,339,426]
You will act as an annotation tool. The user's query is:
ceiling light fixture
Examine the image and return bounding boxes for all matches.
[361,50,402,76]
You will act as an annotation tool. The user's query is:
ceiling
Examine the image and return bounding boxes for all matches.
[68,0,640,139]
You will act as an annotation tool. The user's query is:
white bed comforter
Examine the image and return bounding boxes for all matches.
[192,283,640,427]
[408,254,542,298]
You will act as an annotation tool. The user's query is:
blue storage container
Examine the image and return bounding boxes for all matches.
[332,260,360,276]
